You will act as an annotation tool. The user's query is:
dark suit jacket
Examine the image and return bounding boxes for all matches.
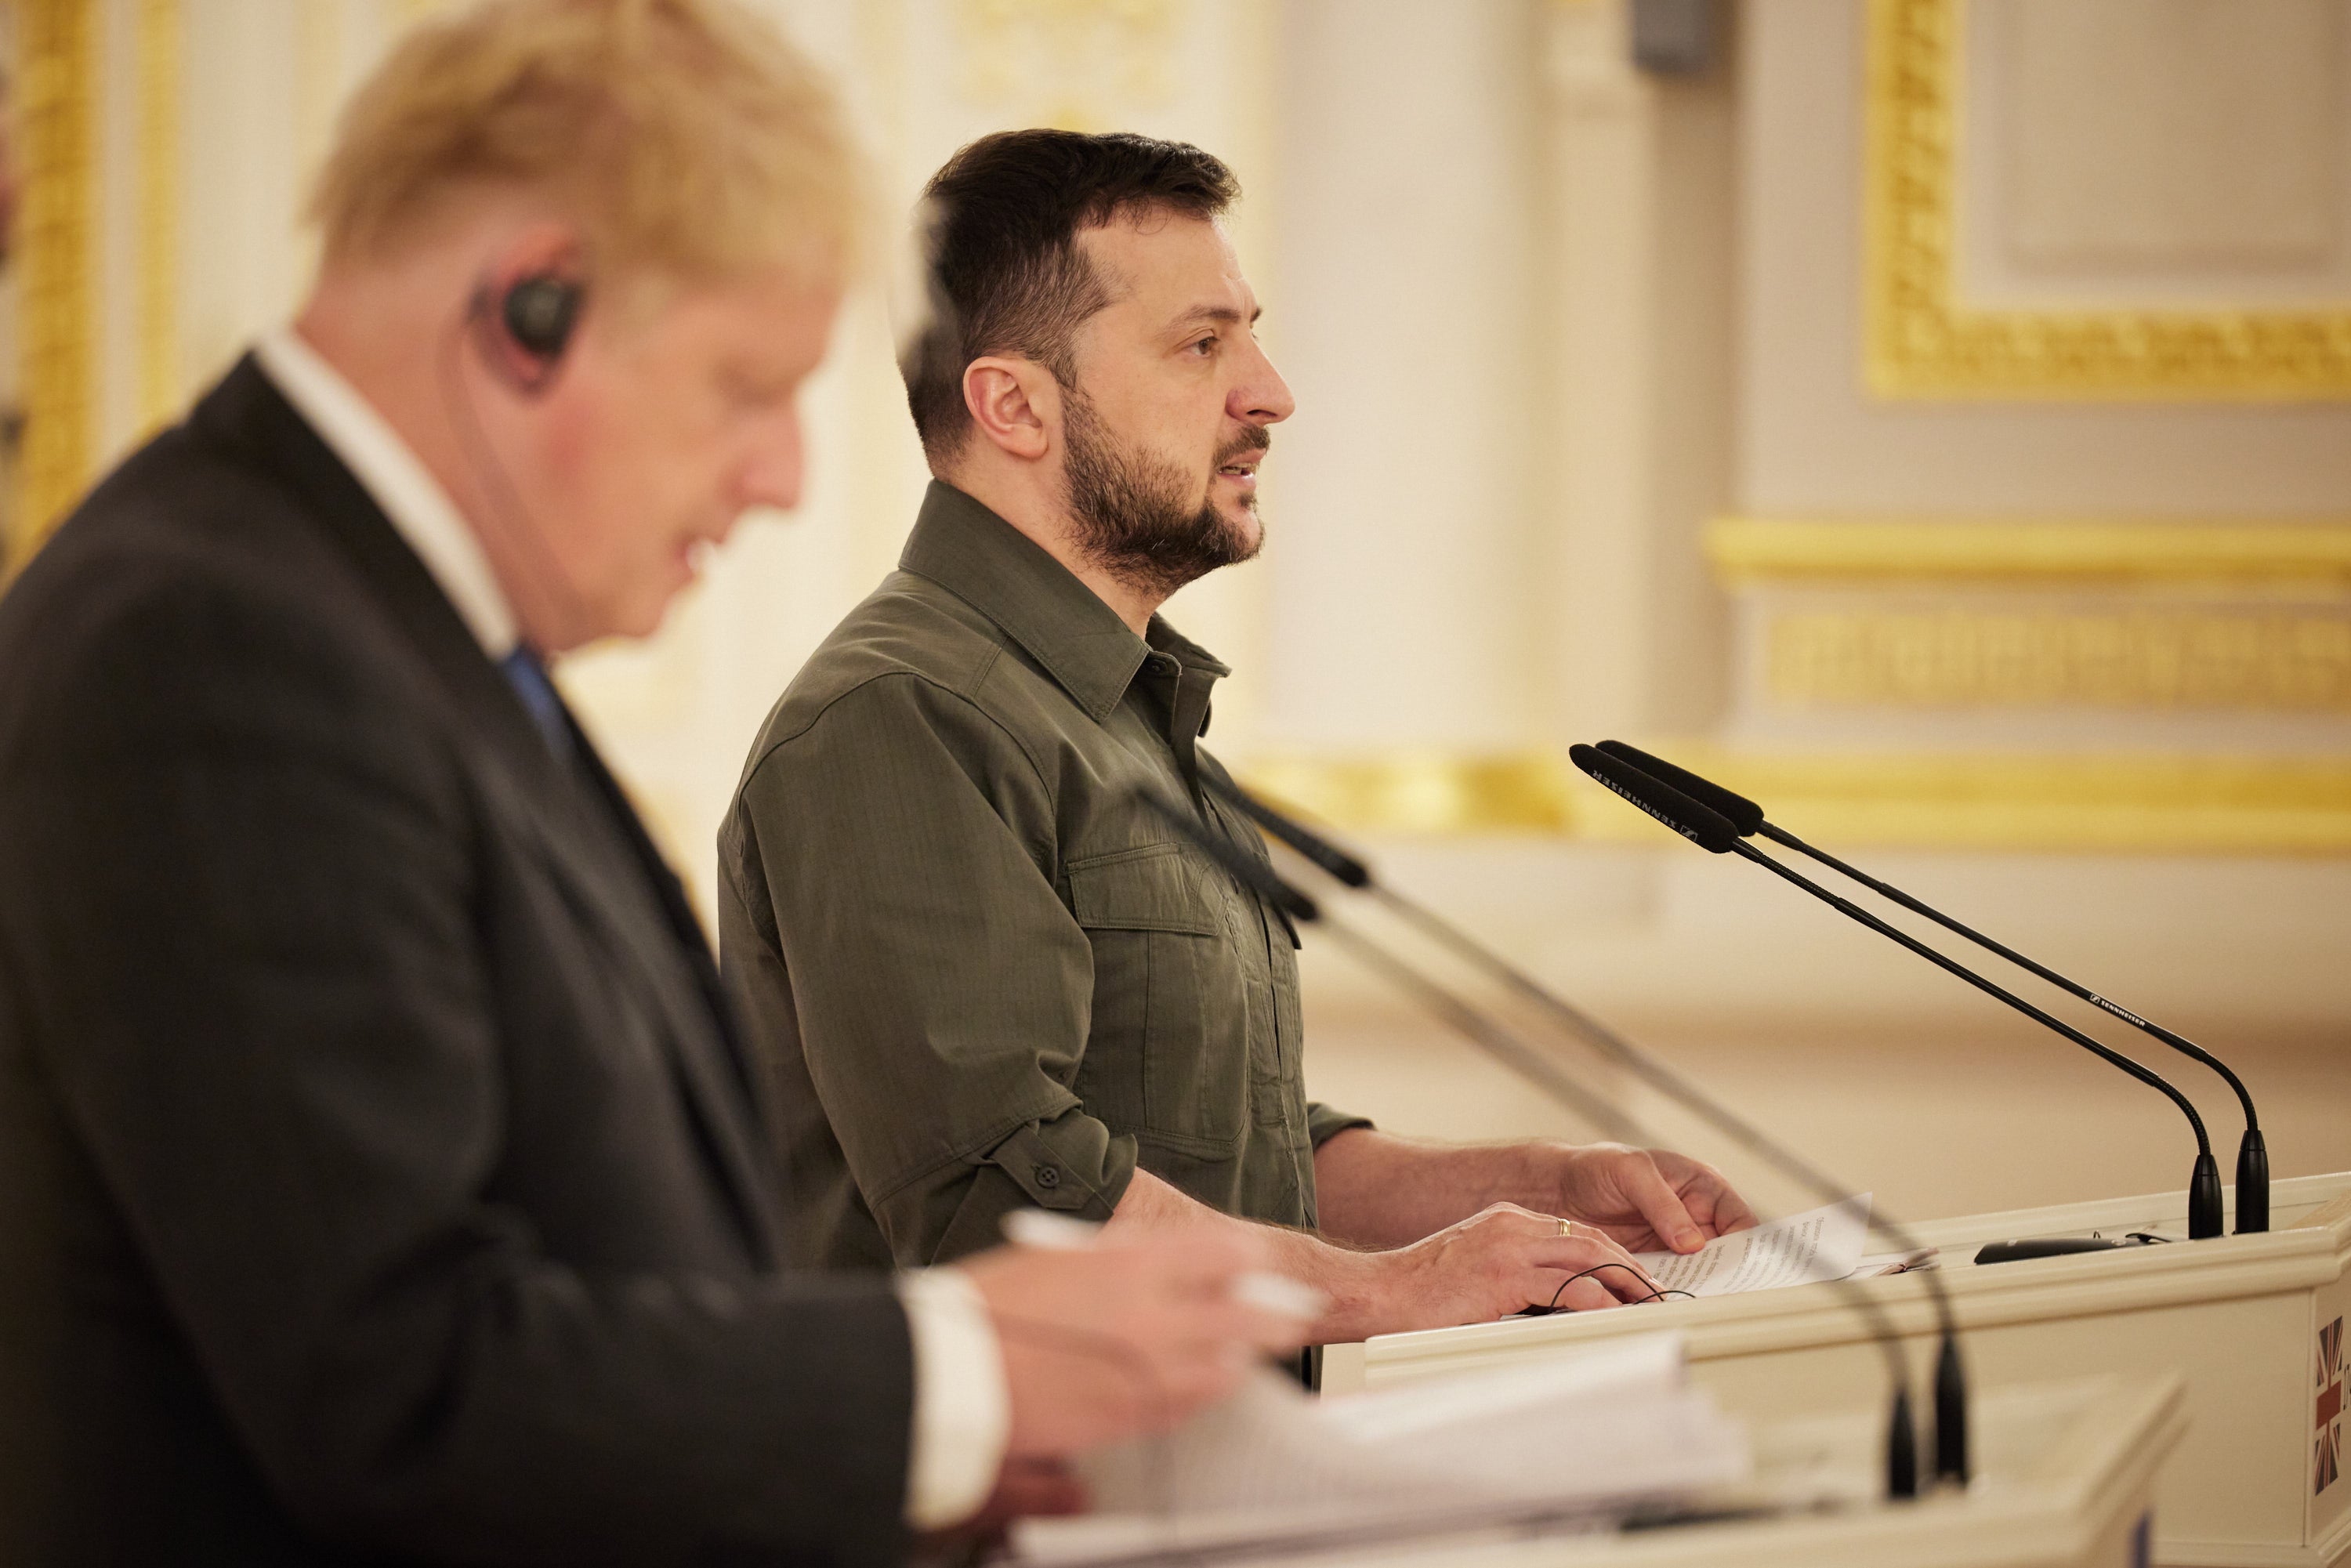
[0,358,916,1565]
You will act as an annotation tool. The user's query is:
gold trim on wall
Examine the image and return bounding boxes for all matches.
[1863,0,2351,400]
[1241,748,2351,855]
[15,0,96,565]
[1766,607,2351,714]
[1708,516,2351,585]
[134,0,180,433]
[1244,752,1575,835]
[1578,748,2351,856]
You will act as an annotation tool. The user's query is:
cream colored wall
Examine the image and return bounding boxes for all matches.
[1545,0,1738,743]
[1258,0,1545,753]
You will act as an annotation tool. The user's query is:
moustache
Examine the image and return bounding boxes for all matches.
[1215,428,1272,467]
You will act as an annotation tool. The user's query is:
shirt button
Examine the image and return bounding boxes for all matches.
[1034,1165,1060,1189]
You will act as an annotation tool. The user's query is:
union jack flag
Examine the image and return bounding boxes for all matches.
[2319,1316,2343,1497]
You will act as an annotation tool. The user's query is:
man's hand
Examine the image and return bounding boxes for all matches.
[958,1231,1310,1461]
[1333,1203,1668,1336]
[1546,1143,1758,1255]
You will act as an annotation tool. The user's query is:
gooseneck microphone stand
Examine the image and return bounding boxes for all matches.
[1570,744,2226,1243]
[1594,741,2268,1233]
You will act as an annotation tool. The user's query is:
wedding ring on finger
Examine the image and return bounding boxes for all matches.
[1556,1218,1574,1240]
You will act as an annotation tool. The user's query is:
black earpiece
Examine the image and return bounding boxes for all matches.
[501,275,582,364]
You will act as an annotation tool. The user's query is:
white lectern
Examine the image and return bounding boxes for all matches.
[1320,1173,2351,1567]
[1019,1376,2183,1568]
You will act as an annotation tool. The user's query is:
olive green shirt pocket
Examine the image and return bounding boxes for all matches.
[1067,843,1252,1156]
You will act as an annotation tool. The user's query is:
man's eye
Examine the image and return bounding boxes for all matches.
[1188,336,1218,357]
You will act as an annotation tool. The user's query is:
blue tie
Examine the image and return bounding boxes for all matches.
[498,645,575,762]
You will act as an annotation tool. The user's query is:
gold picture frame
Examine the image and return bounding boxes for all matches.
[1863,0,2351,400]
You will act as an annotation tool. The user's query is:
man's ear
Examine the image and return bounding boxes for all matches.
[472,222,587,388]
[962,356,1057,462]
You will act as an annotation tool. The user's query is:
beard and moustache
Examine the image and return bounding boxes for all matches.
[1060,385,1269,599]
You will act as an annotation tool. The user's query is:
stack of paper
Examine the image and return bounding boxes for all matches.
[1629,1194,1875,1299]
[1011,1332,1748,1565]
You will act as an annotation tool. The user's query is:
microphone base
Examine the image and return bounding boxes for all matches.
[1972,1235,2161,1266]
[2189,1152,2225,1240]
[2234,1130,2270,1234]
[1933,1331,1969,1487]
[1886,1386,1919,1500]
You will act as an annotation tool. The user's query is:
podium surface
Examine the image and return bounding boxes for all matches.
[1321,1172,2351,1567]
[1020,1376,2182,1568]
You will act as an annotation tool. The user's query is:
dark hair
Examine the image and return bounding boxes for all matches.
[901,129,1239,462]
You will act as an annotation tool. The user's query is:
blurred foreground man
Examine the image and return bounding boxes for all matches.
[720,130,1757,1345]
[0,9,1302,1564]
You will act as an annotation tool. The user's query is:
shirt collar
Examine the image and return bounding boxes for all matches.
[898,481,1230,722]
[253,327,520,659]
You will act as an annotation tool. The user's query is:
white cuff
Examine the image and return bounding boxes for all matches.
[897,1266,1010,1530]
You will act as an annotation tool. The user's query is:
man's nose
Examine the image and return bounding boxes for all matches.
[738,409,806,512]
[1233,340,1295,425]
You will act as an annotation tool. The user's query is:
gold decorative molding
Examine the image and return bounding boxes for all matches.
[15,0,96,565]
[1243,752,1575,835]
[1241,748,2351,855]
[135,0,180,433]
[1576,747,2351,856]
[951,0,1183,131]
[1710,519,2351,714]
[1768,607,2351,714]
[1862,0,2351,400]
[1708,517,2351,587]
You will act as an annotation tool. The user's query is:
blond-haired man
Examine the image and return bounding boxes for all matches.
[0,4,1302,1563]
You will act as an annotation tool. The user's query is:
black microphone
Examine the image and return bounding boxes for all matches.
[1595,740,2269,1235]
[1139,785,1936,1500]
[1204,772,1970,1489]
[1570,745,2227,1243]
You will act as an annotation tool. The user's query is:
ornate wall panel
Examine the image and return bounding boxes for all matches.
[1864,0,2351,400]
[15,0,96,566]
[1763,606,2351,715]
[947,0,1183,129]
[1690,516,2351,852]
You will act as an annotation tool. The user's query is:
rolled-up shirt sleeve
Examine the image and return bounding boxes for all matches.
[1306,1102,1375,1147]
[732,672,1138,1264]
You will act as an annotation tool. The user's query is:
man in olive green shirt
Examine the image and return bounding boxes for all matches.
[720,130,1755,1343]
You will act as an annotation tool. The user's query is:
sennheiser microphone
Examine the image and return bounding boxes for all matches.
[1570,745,2227,1242]
[1140,786,1936,1500]
[1203,772,1970,1488]
[1595,741,2269,1235]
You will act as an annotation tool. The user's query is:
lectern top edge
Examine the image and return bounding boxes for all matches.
[1344,1172,2351,1369]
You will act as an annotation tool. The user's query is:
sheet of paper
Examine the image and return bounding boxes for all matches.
[1016,1331,1751,1565]
[1632,1194,1871,1299]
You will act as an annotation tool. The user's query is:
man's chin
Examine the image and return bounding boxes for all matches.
[1218,504,1265,563]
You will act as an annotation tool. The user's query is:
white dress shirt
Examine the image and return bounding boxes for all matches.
[252,328,1010,1530]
